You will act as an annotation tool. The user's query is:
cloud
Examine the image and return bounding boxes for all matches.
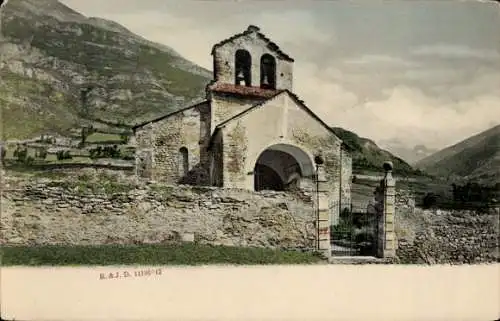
[302,81,500,149]
[251,11,335,48]
[94,9,332,70]
[105,12,500,150]
[411,44,500,60]
[58,0,500,150]
[343,54,416,67]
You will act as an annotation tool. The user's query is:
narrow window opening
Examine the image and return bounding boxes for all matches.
[235,49,252,86]
[179,147,189,177]
[260,54,276,89]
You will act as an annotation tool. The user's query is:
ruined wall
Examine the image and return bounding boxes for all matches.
[134,103,211,185]
[212,30,293,91]
[1,180,316,249]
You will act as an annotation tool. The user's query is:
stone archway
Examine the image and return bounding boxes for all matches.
[253,143,314,192]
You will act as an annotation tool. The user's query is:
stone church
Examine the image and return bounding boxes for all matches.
[133,25,353,223]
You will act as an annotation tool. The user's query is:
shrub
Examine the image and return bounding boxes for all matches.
[120,133,130,144]
[25,156,35,165]
[36,147,48,159]
[56,150,73,161]
[14,146,28,163]
[422,192,438,209]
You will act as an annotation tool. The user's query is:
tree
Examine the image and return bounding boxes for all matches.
[422,192,438,209]
[120,133,129,144]
[14,146,28,163]
[36,147,48,160]
[1,146,6,165]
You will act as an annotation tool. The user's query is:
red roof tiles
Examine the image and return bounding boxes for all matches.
[208,83,280,99]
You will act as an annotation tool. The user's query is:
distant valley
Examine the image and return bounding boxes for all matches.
[415,124,500,185]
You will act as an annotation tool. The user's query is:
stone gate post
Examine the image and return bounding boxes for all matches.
[316,164,331,258]
[377,161,397,258]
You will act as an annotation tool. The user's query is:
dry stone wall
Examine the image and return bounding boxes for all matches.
[1,179,316,249]
[395,205,499,264]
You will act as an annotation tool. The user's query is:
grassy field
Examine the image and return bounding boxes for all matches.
[1,244,325,266]
[85,132,124,143]
[351,175,452,208]
[2,139,134,166]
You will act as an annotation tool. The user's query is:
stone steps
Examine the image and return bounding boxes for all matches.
[328,256,391,264]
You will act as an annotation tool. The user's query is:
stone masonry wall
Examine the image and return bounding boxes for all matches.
[1,180,316,249]
[212,27,293,91]
[395,206,499,264]
[210,93,263,135]
[340,149,352,213]
[218,92,345,229]
[135,103,211,185]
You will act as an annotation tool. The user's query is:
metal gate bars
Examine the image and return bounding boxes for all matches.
[330,204,378,257]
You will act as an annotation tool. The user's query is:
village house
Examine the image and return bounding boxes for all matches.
[132,25,353,227]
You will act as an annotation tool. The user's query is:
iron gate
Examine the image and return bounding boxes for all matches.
[330,204,379,256]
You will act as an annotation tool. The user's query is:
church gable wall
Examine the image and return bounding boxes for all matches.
[221,94,343,198]
[135,102,211,185]
[210,93,261,134]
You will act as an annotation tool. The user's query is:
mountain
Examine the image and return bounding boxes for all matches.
[378,139,438,165]
[0,0,420,176]
[330,127,419,176]
[0,0,211,140]
[415,124,500,184]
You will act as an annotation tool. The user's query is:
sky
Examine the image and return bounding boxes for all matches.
[60,0,500,150]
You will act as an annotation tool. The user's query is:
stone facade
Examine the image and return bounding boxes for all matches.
[133,25,353,253]
[211,25,294,92]
[134,102,211,185]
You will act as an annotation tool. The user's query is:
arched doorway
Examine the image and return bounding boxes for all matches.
[253,144,314,192]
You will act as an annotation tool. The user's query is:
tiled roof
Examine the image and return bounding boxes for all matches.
[132,100,208,130]
[208,83,279,99]
[211,25,294,62]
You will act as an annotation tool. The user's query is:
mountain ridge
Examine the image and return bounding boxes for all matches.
[1,0,211,139]
[415,124,500,184]
[1,0,419,175]
[378,139,438,165]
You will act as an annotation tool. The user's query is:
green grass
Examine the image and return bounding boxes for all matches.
[4,147,92,164]
[0,244,325,266]
[86,132,123,143]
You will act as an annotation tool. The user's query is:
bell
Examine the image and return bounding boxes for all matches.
[236,69,245,85]
[262,74,269,85]
[261,73,271,88]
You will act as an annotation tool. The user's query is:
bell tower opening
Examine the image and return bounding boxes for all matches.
[235,49,252,86]
[260,54,276,89]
